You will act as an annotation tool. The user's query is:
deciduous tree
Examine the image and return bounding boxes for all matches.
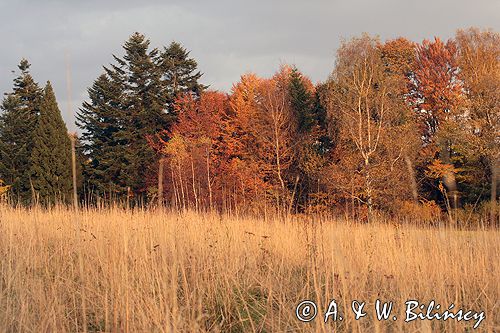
[379,38,420,203]
[410,37,464,210]
[456,28,500,225]
[326,35,417,220]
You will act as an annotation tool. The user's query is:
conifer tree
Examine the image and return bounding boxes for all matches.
[289,67,315,133]
[288,67,330,212]
[29,82,72,204]
[77,72,129,198]
[0,59,42,202]
[78,33,206,202]
[115,33,171,198]
[161,41,207,115]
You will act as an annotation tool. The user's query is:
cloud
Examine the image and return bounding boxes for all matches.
[0,0,498,131]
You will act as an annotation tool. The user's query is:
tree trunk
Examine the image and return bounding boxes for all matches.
[440,142,460,210]
[404,154,418,203]
[288,175,300,217]
[191,158,198,212]
[157,158,164,208]
[364,158,373,223]
[491,158,498,227]
[177,162,186,212]
[171,164,179,210]
[206,149,213,211]
[274,125,286,192]
[69,133,78,211]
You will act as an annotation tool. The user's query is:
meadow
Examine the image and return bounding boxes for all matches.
[0,205,498,332]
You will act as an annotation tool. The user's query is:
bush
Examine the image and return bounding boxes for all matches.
[394,200,442,224]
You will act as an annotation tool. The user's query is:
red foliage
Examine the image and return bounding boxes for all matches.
[410,37,463,139]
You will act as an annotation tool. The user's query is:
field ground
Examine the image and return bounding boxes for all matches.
[0,206,498,332]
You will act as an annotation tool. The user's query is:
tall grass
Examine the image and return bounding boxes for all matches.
[0,205,498,332]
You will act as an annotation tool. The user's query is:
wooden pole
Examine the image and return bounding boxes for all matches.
[66,53,78,211]
[69,133,78,211]
[491,159,498,227]
[158,157,164,208]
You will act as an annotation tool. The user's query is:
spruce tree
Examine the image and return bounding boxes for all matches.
[78,33,206,203]
[311,83,333,155]
[77,72,129,198]
[289,67,315,133]
[0,59,42,203]
[119,33,170,198]
[161,41,208,115]
[30,82,72,204]
[288,67,331,211]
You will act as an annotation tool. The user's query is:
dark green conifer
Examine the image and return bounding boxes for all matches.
[77,72,128,198]
[119,33,171,197]
[77,33,206,202]
[288,67,332,211]
[0,59,42,203]
[289,67,315,133]
[30,82,72,204]
[161,41,208,115]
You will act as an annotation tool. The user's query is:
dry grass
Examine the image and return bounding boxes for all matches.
[0,205,498,332]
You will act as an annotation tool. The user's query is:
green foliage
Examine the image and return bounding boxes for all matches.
[287,67,331,212]
[77,33,206,202]
[0,61,73,205]
[0,59,42,203]
[30,82,72,205]
[289,67,314,133]
[161,41,208,115]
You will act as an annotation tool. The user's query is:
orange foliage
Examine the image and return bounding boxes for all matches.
[411,38,464,139]
[425,159,461,180]
[379,37,415,77]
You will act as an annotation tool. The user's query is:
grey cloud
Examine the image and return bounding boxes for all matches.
[0,0,498,131]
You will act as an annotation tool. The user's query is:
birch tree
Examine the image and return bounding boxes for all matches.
[327,35,414,220]
[456,28,500,225]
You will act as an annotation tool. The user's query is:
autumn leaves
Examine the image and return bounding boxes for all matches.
[154,28,499,224]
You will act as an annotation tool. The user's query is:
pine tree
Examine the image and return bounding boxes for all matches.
[30,82,72,205]
[0,59,42,203]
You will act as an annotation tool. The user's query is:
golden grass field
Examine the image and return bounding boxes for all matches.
[0,205,498,332]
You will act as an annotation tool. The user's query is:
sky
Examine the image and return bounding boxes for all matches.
[0,0,499,131]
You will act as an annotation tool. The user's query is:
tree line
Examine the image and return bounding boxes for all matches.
[0,59,72,205]
[0,28,498,225]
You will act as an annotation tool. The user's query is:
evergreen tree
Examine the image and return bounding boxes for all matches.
[0,59,42,202]
[288,67,331,212]
[161,41,208,115]
[289,67,315,133]
[113,33,171,198]
[78,33,206,202]
[76,72,129,198]
[30,82,72,204]
[312,83,334,155]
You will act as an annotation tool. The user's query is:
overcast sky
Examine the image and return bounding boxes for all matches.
[1,0,499,131]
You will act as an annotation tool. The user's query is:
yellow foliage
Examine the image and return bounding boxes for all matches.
[0,179,10,198]
[396,200,442,224]
[425,159,461,179]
